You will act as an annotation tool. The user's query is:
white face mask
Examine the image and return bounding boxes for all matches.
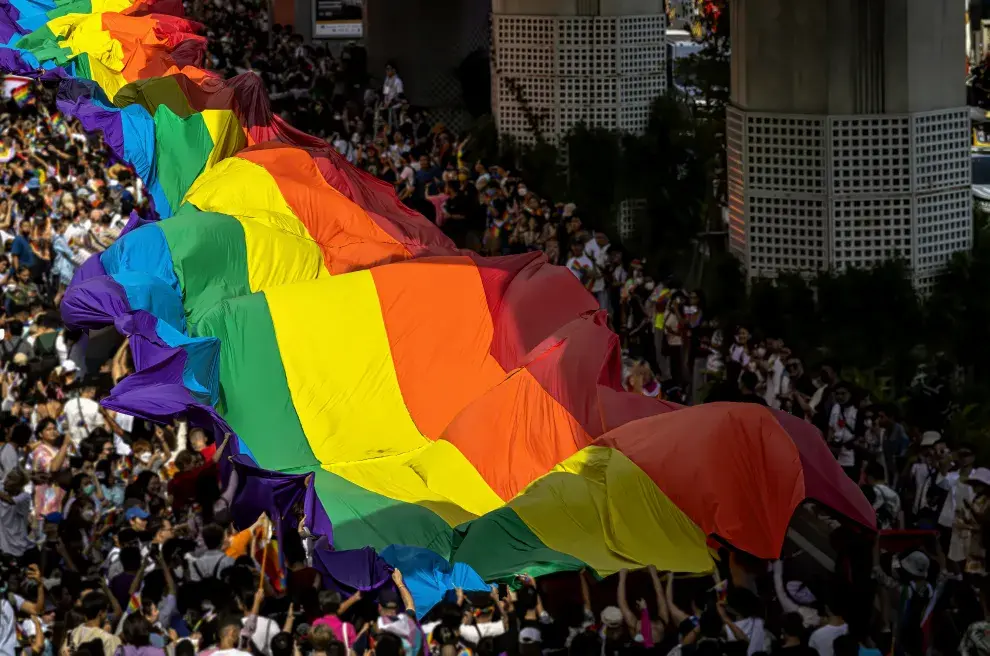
[644,281,655,291]
[517,187,527,197]
[138,452,152,464]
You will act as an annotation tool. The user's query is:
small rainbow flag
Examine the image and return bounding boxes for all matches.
[51,112,66,135]
[11,84,32,107]
[127,592,141,615]
[255,539,284,594]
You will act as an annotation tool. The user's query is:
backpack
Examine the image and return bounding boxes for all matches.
[23,332,57,377]
[191,556,227,584]
[918,466,949,524]
[185,556,230,612]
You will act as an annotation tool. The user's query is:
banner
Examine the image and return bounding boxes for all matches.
[313,0,362,38]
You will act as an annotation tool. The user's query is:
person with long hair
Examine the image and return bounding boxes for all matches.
[118,612,165,656]
[29,417,69,519]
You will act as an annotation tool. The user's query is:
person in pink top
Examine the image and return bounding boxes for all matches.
[311,589,362,648]
[30,418,70,518]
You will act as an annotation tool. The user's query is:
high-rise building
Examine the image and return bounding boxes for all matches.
[491,0,667,146]
[728,0,972,292]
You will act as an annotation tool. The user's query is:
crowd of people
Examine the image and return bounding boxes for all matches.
[0,4,981,655]
[310,41,990,656]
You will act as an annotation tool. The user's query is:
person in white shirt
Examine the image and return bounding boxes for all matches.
[808,601,848,656]
[827,384,858,478]
[865,461,904,530]
[383,64,404,107]
[911,432,953,524]
[760,340,788,409]
[722,588,766,656]
[728,327,752,368]
[565,241,603,298]
[944,446,977,568]
[64,388,106,447]
[582,232,612,311]
[583,231,610,270]
[209,615,254,656]
[63,378,131,455]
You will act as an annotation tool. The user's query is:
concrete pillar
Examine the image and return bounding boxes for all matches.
[293,0,313,41]
[730,0,965,114]
[728,0,971,293]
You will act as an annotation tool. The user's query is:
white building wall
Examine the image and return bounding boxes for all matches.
[728,107,972,293]
[491,7,666,145]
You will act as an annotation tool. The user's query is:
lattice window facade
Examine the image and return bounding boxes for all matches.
[618,44,665,75]
[618,15,666,43]
[915,189,972,272]
[726,106,747,263]
[745,114,825,194]
[748,196,828,275]
[619,76,665,105]
[492,16,554,46]
[492,12,665,144]
[560,77,617,105]
[731,106,971,290]
[617,198,646,241]
[831,198,912,271]
[913,109,970,192]
[497,75,555,107]
[830,116,912,194]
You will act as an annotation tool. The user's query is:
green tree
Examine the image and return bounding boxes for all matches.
[925,208,990,385]
[672,0,730,230]
[814,261,922,384]
[745,274,819,354]
[623,95,710,276]
[515,139,566,202]
[700,250,747,323]
[455,48,492,119]
[564,124,623,232]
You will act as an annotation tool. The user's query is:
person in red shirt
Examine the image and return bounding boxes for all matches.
[167,432,229,514]
[189,426,217,462]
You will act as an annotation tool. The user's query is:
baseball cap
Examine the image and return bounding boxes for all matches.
[519,628,542,644]
[920,431,942,447]
[898,550,930,579]
[600,606,623,628]
[968,467,990,488]
[124,507,149,521]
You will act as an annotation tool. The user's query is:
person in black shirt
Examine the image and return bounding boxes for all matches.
[738,371,768,406]
[776,612,815,655]
[680,606,748,656]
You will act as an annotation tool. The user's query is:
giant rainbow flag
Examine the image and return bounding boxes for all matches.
[0,0,874,593]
